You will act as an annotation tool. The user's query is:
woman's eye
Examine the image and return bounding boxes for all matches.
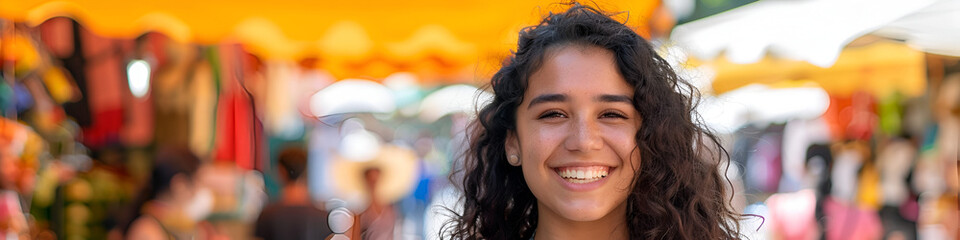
[601,112,628,119]
[538,111,566,119]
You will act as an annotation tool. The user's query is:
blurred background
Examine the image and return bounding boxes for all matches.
[0,0,958,239]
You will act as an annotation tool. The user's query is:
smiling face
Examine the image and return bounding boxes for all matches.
[506,44,642,223]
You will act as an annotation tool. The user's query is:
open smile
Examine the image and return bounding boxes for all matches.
[554,166,611,184]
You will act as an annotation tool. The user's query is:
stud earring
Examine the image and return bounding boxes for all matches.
[508,154,521,166]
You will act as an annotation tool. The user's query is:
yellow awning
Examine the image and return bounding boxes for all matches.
[708,40,927,98]
[3,0,659,63]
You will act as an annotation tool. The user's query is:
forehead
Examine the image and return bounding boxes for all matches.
[527,44,632,96]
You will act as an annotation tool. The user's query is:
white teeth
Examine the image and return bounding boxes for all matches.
[555,166,609,184]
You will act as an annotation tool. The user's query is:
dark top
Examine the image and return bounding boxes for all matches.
[254,203,333,240]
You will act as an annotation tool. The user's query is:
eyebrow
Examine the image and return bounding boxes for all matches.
[527,94,633,109]
[527,94,566,109]
[597,94,633,104]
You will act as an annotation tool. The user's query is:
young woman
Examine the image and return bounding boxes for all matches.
[447,3,742,239]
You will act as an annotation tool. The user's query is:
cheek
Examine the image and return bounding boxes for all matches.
[606,127,642,178]
[605,126,640,153]
[521,125,566,161]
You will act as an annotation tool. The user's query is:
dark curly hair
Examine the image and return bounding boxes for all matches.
[445,3,743,239]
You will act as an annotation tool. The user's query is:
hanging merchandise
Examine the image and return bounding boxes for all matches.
[212,89,259,170]
[120,82,154,147]
[189,58,217,157]
[77,30,131,149]
[856,161,882,210]
[210,44,263,170]
[765,189,819,240]
[0,190,29,239]
[0,118,48,196]
[37,17,74,59]
[151,35,197,147]
[58,20,93,128]
[1,32,41,78]
[9,31,76,134]
[40,67,79,104]
[743,124,785,194]
[0,118,50,239]
[12,83,33,114]
[22,72,64,133]
[822,92,878,141]
[0,78,13,116]
[194,44,269,236]
[731,124,762,184]
[878,93,905,136]
[119,34,163,147]
[823,197,884,240]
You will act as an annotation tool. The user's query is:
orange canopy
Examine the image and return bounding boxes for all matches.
[3,0,659,63]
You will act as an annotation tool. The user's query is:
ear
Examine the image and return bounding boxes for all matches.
[505,130,520,159]
[277,165,290,182]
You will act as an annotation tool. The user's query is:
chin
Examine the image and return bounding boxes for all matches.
[560,211,608,222]
[553,199,618,222]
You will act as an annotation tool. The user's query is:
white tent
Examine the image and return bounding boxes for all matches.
[671,0,960,68]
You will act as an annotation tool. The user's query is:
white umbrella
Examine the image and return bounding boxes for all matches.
[696,84,830,134]
[417,84,493,122]
[309,79,396,117]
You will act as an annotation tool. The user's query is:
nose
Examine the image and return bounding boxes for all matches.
[564,116,603,152]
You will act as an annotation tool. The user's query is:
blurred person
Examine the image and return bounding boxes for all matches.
[820,141,882,240]
[195,157,267,240]
[117,147,216,240]
[917,72,960,239]
[877,138,919,239]
[446,3,742,240]
[253,147,331,240]
[359,167,398,240]
[762,143,831,240]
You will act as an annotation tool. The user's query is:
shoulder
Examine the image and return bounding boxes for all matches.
[256,203,282,222]
[128,216,167,240]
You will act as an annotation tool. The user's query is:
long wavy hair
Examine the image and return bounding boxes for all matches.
[446,3,742,239]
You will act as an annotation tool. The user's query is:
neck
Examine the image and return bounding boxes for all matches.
[533,202,629,240]
[281,181,310,205]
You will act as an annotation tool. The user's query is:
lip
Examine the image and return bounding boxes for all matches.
[551,165,615,192]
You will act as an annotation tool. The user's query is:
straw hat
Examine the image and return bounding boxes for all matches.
[329,144,418,212]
